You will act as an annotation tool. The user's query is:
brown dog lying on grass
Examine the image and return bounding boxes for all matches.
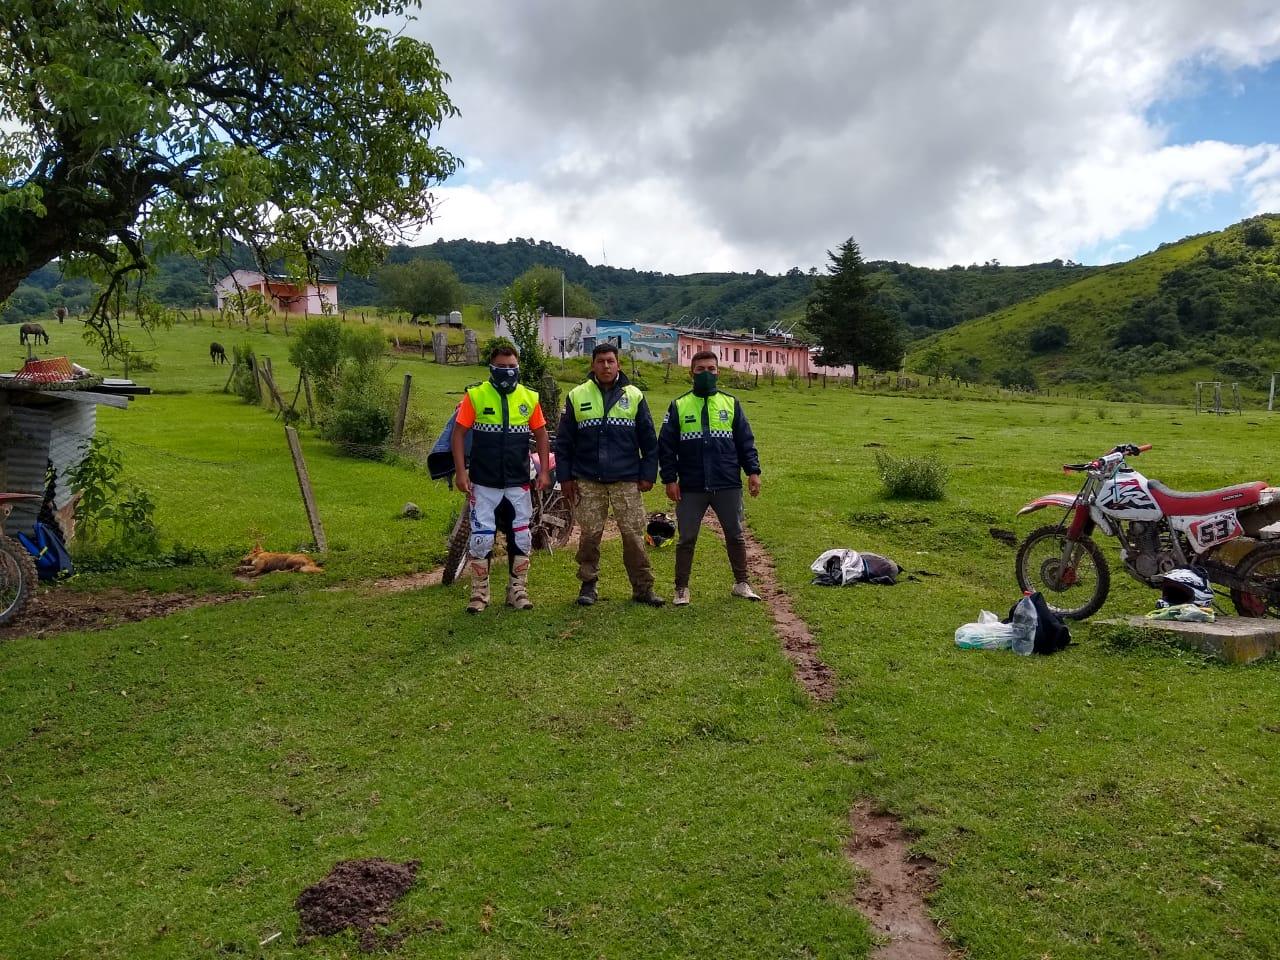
[237,545,324,577]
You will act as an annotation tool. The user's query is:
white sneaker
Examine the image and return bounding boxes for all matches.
[673,587,691,606]
[732,581,761,601]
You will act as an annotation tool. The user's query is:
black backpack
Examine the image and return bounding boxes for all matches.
[1006,591,1071,654]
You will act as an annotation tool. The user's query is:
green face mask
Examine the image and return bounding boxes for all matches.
[692,370,718,396]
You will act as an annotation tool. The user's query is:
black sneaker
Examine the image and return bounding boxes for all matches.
[632,589,666,607]
[577,581,598,606]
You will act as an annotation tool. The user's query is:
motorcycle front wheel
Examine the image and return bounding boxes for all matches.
[0,534,37,628]
[1015,525,1111,620]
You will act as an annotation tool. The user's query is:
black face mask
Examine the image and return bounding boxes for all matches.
[490,365,519,394]
[692,370,718,396]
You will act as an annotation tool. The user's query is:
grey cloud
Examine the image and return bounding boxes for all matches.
[411,0,1280,269]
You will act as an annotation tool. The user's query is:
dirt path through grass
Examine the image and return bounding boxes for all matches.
[733,516,949,959]
[738,523,838,702]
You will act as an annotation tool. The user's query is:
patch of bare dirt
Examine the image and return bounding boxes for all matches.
[365,522,612,594]
[295,858,424,952]
[368,568,445,593]
[847,801,950,959]
[0,588,244,641]
[731,520,837,702]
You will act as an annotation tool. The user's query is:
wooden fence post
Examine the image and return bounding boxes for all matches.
[223,361,239,394]
[301,371,316,427]
[260,358,286,412]
[393,373,412,444]
[418,328,426,357]
[285,427,328,552]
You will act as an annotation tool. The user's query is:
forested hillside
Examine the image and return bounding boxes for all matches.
[907,215,1280,401]
[3,237,1096,342]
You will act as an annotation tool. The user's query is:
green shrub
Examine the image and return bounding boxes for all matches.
[1028,323,1070,353]
[874,451,949,500]
[995,364,1038,390]
[67,436,159,554]
[288,317,345,406]
[320,361,394,452]
[229,343,258,402]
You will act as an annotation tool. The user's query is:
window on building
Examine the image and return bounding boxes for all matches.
[733,349,740,362]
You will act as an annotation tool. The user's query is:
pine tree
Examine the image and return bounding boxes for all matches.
[804,237,904,383]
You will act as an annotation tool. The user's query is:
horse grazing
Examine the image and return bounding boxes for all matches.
[210,341,228,364]
[19,323,49,346]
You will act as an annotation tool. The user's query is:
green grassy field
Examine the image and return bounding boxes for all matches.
[3,318,1280,958]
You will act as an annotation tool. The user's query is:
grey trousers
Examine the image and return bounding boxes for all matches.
[674,487,749,588]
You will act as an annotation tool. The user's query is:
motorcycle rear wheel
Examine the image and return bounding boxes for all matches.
[1230,543,1280,618]
[1015,525,1111,620]
[0,534,37,628]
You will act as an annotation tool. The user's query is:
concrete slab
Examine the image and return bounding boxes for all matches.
[1097,616,1280,664]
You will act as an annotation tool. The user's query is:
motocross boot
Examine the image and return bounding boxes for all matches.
[466,559,490,614]
[506,555,533,610]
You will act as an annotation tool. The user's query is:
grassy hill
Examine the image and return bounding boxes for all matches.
[908,216,1280,402]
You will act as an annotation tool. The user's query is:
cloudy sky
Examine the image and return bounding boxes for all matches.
[403,1,1280,273]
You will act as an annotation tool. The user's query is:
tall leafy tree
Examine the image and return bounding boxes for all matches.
[511,264,599,317]
[378,260,462,322]
[0,0,459,352]
[804,237,903,383]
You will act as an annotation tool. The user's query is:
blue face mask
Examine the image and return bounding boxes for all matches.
[490,364,519,393]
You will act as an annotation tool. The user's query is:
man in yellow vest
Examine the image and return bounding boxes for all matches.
[658,350,762,606]
[451,344,551,613]
[555,343,664,606]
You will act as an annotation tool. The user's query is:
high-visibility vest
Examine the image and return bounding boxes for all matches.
[673,391,736,441]
[465,380,540,488]
[567,379,643,428]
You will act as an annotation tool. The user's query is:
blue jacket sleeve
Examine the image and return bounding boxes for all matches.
[554,397,576,482]
[658,400,680,484]
[733,402,761,476]
[636,397,659,483]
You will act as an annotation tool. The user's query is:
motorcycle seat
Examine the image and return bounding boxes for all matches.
[1147,479,1267,516]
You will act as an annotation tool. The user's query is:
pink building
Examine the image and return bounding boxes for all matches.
[676,331,813,377]
[214,270,339,315]
[494,312,598,358]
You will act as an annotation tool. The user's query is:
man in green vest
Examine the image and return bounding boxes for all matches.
[657,350,762,606]
[555,342,664,606]
[451,344,551,613]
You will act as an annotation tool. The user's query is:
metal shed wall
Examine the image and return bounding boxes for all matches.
[0,398,95,536]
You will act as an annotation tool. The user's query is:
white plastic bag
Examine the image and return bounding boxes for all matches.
[954,611,1016,650]
[810,549,864,585]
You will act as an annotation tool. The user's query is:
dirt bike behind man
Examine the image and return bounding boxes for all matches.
[1015,443,1280,619]
[427,406,574,587]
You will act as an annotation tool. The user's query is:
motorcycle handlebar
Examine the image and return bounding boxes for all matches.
[1063,443,1151,472]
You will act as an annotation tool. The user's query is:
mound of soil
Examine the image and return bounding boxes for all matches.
[295,858,421,952]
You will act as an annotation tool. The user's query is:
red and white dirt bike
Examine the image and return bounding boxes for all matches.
[1015,443,1280,620]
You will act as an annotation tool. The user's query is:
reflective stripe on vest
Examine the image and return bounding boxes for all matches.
[674,392,735,440]
[568,380,642,429]
[466,381,539,430]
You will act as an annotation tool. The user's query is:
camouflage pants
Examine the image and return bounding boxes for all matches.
[574,480,654,592]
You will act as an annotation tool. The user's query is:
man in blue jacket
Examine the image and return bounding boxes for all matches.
[556,343,664,607]
[658,350,762,606]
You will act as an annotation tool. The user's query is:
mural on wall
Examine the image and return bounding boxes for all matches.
[629,324,678,363]
[597,320,678,363]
